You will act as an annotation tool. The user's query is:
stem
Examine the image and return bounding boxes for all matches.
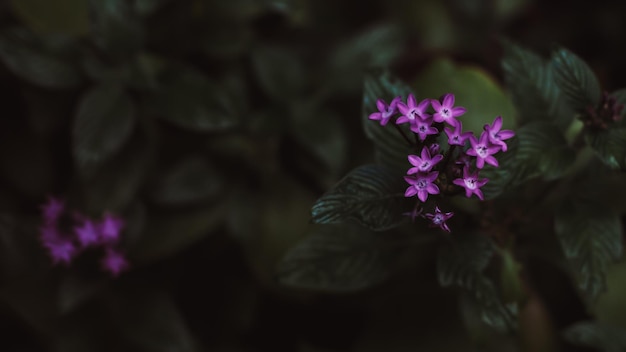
[441,144,457,171]
[392,124,414,147]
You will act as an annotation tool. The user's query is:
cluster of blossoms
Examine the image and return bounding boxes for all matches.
[369,93,515,232]
[39,197,129,277]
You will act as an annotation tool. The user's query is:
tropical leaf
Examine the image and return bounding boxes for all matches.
[551,47,601,113]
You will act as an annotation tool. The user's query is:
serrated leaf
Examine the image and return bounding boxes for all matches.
[515,122,576,180]
[276,224,396,292]
[311,164,408,231]
[551,47,601,112]
[501,40,572,128]
[147,67,240,132]
[73,82,136,173]
[0,28,82,88]
[585,126,626,170]
[251,45,306,101]
[555,201,623,298]
[362,70,415,174]
[10,0,89,37]
[563,322,626,352]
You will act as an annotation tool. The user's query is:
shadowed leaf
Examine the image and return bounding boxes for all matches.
[551,47,601,113]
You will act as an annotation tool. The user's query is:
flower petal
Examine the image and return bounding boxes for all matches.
[426,183,440,195]
[376,99,386,112]
[451,106,466,117]
[430,99,442,111]
[397,103,409,115]
[492,116,503,130]
[407,94,417,109]
[442,93,454,108]
[498,130,515,140]
[369,112,382,121]
[474,189,484,201]
[452,178,465,187]
[405,186,418,197]
[485,156,499,167]
[396,115,409,124]
[417,99,431,113]
[417,190,428,202]
[431,154,444,165]
[476,157,485,169]
[408,154,421,166]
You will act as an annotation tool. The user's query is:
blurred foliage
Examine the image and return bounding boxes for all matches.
[0,0,626,351]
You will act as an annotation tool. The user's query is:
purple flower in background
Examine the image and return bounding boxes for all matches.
[74,219,99,248]
[408,146,443,174]
[467,131,501,169]
[429,143,440,155]
[411,118,439,141]
[404,171,440,202]
[453,166,489,200]
[369,97,401,126]
[397,94,431,127]
[444,121,473,146]
[424,206,454,232]
[101,248,129,277]
[42,235,76,265]
[99,213,124,244]
[41,197,65,225]
[484,116,515,152]
[431,93,466,126]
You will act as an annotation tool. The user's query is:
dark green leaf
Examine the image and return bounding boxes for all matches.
[585,126,626,170]
[57,273,106,315]
[73,82,136,173]
[251,44,306,101]
[563,322,626,352]
[10,0,89,37]
[89,0,143,57]
[501,40,572,128]
[551,47,601,112]
[438,233,516,330]
[149,157,224,206]
[146,67,240,132]
[555,200,623,298]
[277,224,396,292]
[311,164,408,231]
[0,28,82,88]
[362,70,415,174]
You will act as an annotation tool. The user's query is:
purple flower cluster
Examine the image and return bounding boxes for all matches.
[39,197,130,277]
[369,93,515,232]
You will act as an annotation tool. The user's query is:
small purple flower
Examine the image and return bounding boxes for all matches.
[99,213,124,244]
[444,121,473,146]
[424,206,454,232]
[42,236,76,265]
[453,166,489,200]
[41,197,65,225]
[408,146,443,174]
[410,118,439,141]
[397,94,431,126]
[484,116,515,152]
[404,171,440,202]
[100,248,129,277]
[429,143,440,155]
[369,97,401,126]
[466,131,501,169]
[74,219,99,248]
[430,93,466,126]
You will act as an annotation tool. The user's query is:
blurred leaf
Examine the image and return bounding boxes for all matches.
[73,82,136,174]
[413,57,516,134]
[362,70,415,174]
[89,0,143,57]
[149,156,224,207]
[251,44,307,101]
[134,0,171,16]
[551,47,601,113]
[501,39,572,128]
[311,165,408,231]
[585,126,626,170]
[500,250,524,304]
[563,322,626,352]
[204,22,252,59]
[57,273,106,315]
[515,122,576,181]
[10,0,89,37]
[555,200,623,298]
[147,66,240,132]
[438,233,516,330]
[0,28,82,88]
[277,224,396,292]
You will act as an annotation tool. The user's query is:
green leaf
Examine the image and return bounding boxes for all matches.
[438,233,516,330]
[585,126,626,170]
[149,157,224,207]
[251,44,306,101]
[555,200,623,298]
[501,40,572,128]
[276,224,396,292]
[362,70,415,174]
[10,0,89,37]
[0,28,82,88]
[311,164,408,231]
[515,122,576,181]
[89,0,143,57]
[563,322,626,352]
[551,47,602,112]
[146,67,240,132]
[73,82,136,173]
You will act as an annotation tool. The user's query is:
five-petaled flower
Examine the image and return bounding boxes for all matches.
[484,116,515,152]
[431,93,466,126]
[101,248,130,277]
[397,94,431,128]
[369,97,402,126]
[467,131,501,169]
[404,171,440,202]
[424,206,454,232]
[408,146,443,174]
[453,166,489,200]
[444,121,473,146]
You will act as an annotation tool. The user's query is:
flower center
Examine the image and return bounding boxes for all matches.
[420,161,430,170]
[432,214,444,225]
[383,107,394,118]
[419,125,427,132]
[442,108,450,117]
[408,109,419,120]
[464,178,477,189]
[477,145,488,157]
[416,179,428,189]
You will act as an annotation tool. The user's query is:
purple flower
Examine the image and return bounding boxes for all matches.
[397,94,431,127]
[453,166,489,200]
[404,171,440,202]
[444,121,473,146]
[484,116,515,152]
[466,131,501,169]
[429,143,440,155]
[410,118,439,141]
[41,235,76,265]
[424,206,454,232]
[99,213,124,244]
[100,248,129,277]
[369,97,401,126]
[430,93,466,126]
[41,197,65,225]
[408,146,443,174]
[74,219,99,248]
